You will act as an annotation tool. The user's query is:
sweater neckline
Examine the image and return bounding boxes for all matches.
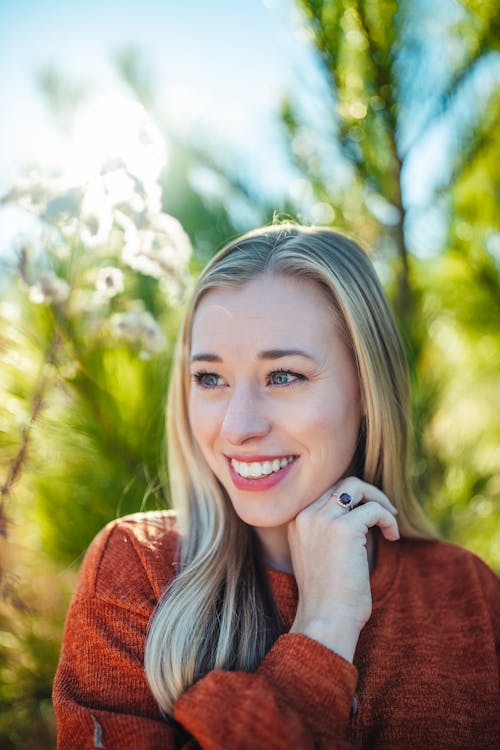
[265,530,400,612]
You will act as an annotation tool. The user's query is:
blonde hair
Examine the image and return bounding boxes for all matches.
[145,224,434,714]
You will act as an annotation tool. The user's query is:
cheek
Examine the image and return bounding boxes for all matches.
[303,396,361,453]
[188,395,222,448]
[187,399,225,481]
[188,395,205,443]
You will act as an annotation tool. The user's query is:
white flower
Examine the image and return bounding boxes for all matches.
[122,213,192,279]
[3,172,52,214]
[79,179,113,248]
[29,272,70,305]
[102,167,140,207]
[95,267,124,299]
[160,273,190,306]
[100,159,161,218]
[110,309,165,356]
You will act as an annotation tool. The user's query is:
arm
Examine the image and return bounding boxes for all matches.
[176,478,400,749]
[54,516,361,749]
[53,519,185,749]
[174,634,358,749]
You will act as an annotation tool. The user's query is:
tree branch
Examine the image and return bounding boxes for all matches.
[0,336,59,537]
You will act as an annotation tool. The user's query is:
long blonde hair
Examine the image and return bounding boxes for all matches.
[145,224,434,714]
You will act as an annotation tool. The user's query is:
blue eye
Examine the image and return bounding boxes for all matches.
[193,371,222,388]
[268,370,303,386]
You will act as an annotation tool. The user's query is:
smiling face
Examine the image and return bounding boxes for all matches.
[188,273,362,556]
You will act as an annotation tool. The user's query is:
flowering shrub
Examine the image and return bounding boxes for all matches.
[4,152,192,355]
[0,102,197,747]
[0,106,197,541]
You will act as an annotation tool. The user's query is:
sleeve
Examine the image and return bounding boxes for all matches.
[174,634,359,749]
[53,519,186,750]
[53,519,360,750]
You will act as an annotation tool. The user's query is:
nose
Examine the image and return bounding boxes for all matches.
[220,385,271,445]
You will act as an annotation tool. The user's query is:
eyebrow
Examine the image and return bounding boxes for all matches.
[190,349,317,364]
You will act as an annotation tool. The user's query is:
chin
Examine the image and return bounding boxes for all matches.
[229,500,298,530]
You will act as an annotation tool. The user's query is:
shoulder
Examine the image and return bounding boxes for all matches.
[74,510,181,614]
[399,536,498,578]
[397,537,499,623]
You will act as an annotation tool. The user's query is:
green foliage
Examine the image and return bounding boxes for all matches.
[284,0,499,566]
[0,119,194,746]
[1,171,191,548]
[0,554,69,749]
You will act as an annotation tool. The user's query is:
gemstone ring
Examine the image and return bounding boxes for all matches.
[333,490,355,511]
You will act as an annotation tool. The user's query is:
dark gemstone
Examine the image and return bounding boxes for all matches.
[339,492,352,506]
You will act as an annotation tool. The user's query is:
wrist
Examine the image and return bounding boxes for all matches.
[290,615,361,663]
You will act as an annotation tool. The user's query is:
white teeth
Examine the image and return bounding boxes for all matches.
[231,456,294,479]
[249,462,260,478]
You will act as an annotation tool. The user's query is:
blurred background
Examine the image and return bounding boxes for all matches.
[0,0,499,746]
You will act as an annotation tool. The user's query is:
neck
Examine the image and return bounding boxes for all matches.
[257,525,377,575]
[256,525,293,572]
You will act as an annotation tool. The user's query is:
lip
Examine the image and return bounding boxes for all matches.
[226,455,297,491]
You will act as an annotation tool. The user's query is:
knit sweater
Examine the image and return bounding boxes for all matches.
[53,510,500,749]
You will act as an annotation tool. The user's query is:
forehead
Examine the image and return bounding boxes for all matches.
[191,274,340,351]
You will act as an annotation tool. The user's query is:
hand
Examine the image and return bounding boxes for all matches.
[288,477,399,662]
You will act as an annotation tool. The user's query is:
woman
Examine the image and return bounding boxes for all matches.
[54,225,499,749]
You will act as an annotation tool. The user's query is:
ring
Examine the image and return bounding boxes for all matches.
[333,490,354,511]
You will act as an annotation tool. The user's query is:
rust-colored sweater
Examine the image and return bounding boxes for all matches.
[53,511,500,749]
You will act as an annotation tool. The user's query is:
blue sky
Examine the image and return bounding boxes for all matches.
[1,0,493,259]
[0,0,318,196]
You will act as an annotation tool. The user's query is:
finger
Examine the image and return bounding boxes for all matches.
[332,477,398,515]
[306,484,339,512]
[350,500,400,541]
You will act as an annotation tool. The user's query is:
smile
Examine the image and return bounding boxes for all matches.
[230,456,295,479]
